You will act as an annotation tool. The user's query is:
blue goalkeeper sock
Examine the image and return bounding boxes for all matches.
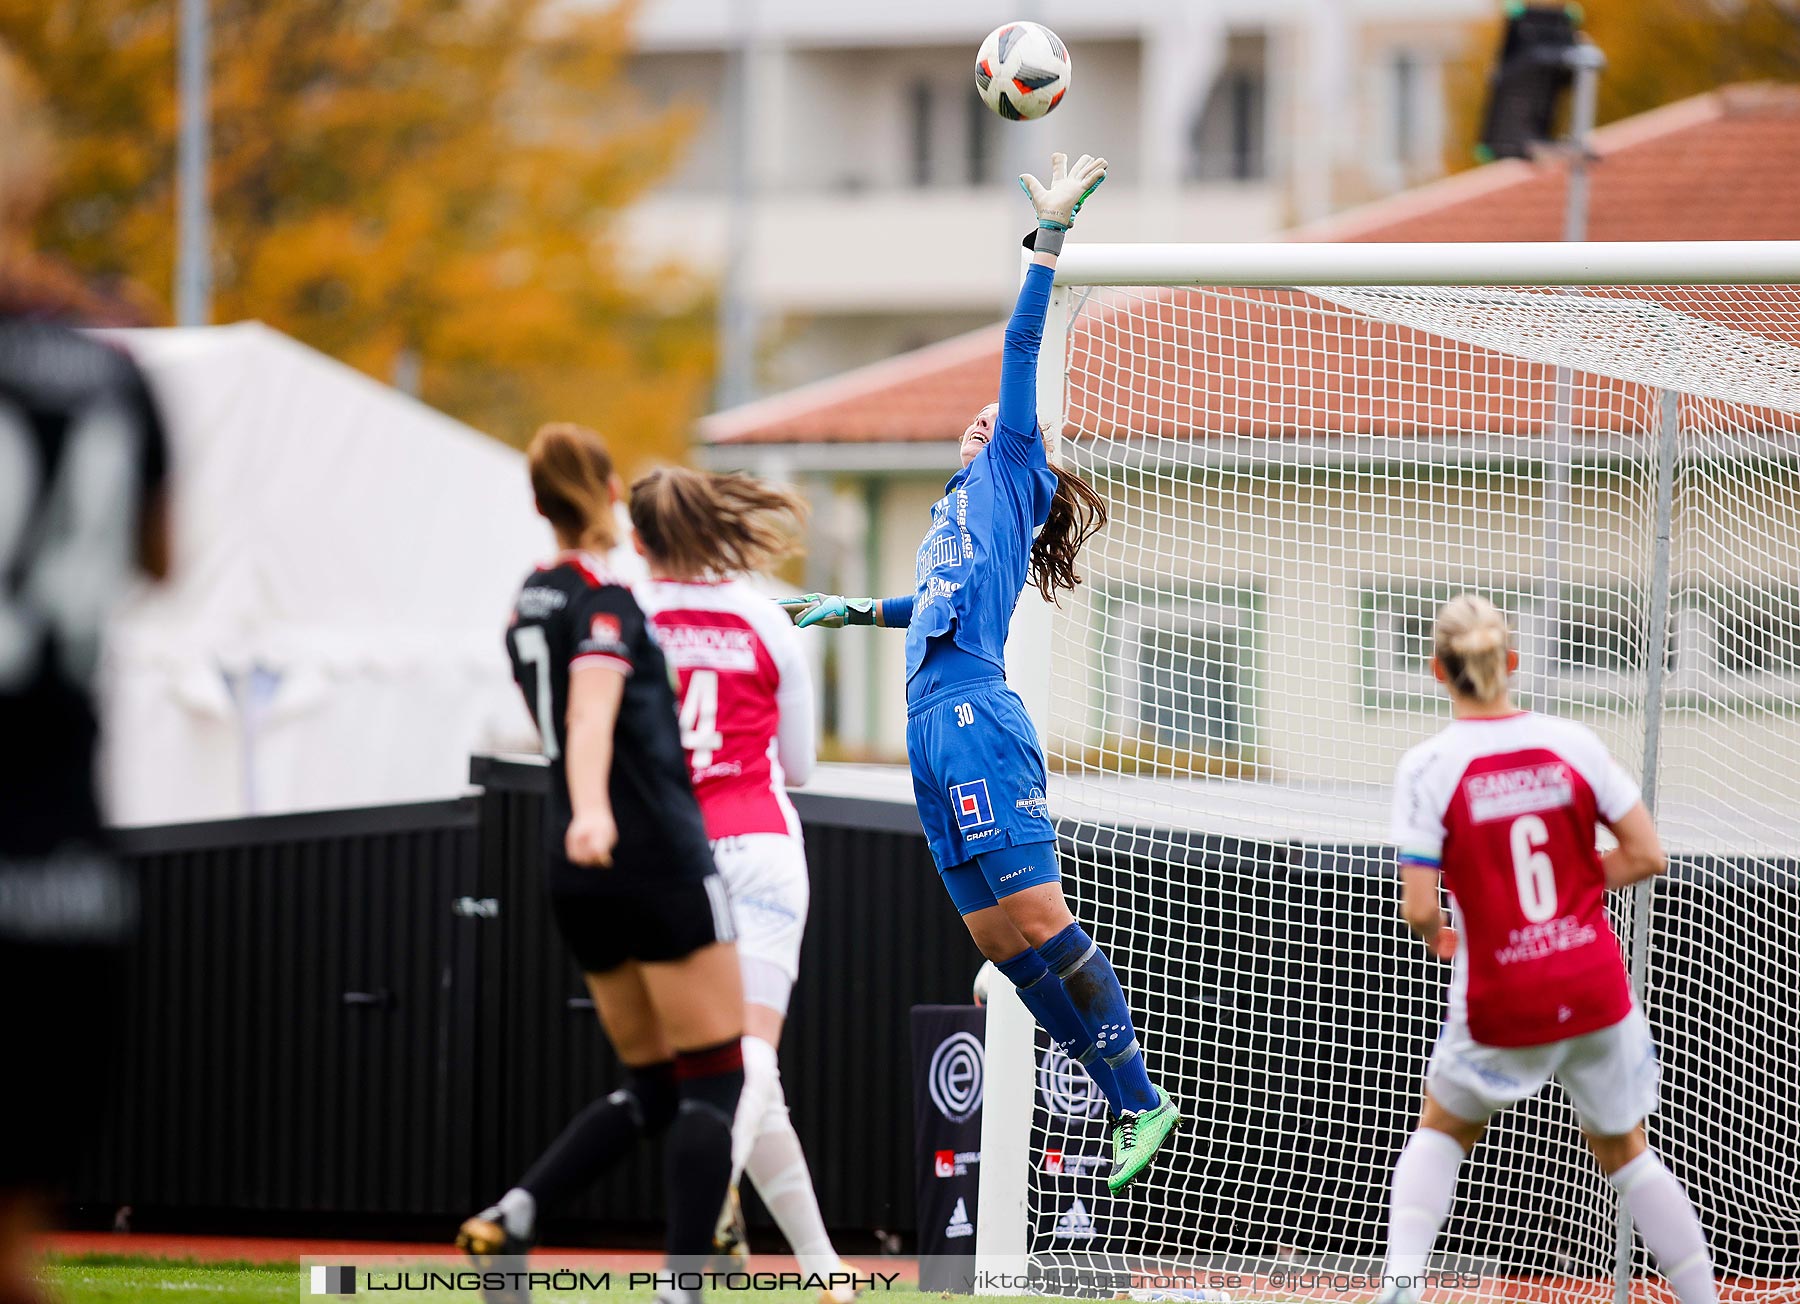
[1036,923,1159,1113]
[994,947,1124,1115]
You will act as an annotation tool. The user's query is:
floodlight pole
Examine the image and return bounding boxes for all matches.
[1550,40,1652,1304]
[714,0,758,410]
[1536,36,1606,706]
[175,0,211,327]
[1561,41,1606,244]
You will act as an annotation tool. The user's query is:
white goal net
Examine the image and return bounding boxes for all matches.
[990,248,1800,1304]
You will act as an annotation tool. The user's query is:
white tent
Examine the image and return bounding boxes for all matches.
[99,322,567,825]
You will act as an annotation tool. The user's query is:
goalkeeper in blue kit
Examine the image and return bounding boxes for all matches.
[783,152,1179,1191]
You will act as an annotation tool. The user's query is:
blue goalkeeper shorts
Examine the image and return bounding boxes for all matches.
[906,675,1060,913]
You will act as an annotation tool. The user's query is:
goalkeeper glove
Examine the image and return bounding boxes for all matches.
[1018,151,1107,255]
[777,593,878,629]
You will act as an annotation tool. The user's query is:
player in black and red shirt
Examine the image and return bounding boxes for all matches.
[458,424,742,1304]
[0,315,170,1300]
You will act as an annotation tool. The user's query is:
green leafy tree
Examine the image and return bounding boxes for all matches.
[0,0,711,462]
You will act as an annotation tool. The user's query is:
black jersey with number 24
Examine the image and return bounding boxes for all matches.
[505,555,715,890]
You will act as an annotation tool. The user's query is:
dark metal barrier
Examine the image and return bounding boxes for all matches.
[75,759,980,1244]
[79,777,1791,1267]
[85,801,485,1220]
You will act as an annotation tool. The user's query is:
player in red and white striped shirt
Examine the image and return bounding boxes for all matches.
[1380,595,1715,1304]
[630,467,852,1297]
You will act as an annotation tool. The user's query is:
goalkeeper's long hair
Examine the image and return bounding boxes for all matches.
[630,465,808,578]
[1030,463,1109,603]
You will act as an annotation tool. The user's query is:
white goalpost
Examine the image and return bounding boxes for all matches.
[976,241,1800,1304]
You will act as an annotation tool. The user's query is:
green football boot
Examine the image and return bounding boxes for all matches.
[1107,1087,1180,1192]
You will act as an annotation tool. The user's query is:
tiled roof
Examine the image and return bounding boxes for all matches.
[699,323,1002,447]
[702,84,1800,448]
[1299,83,1800,246]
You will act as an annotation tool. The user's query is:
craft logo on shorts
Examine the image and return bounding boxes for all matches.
[310,1265,356,1295]
[927,1030,985,1123]
[950,779,994,831]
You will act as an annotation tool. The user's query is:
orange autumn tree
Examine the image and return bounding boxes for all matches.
[1444,0,1800,172]
[1579,0,1800,123]
[0,0,711,462]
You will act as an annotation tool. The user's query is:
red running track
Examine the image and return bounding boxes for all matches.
[40,1231,916,1281]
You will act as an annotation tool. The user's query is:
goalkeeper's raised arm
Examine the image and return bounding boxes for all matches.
[778,153,1180,1194]
[778,151,1110,635]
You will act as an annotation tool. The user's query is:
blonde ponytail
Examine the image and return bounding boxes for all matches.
[527,423,618,552]
[1434,594,1512,704]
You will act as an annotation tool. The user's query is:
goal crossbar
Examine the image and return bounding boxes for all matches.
[1053,241,1800,288]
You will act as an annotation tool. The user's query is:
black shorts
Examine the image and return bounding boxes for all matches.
[549,871,736,975]
[0,940,125,1189]
[0,848,134,1190]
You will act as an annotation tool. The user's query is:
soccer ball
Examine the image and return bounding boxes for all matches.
[972,960,1000,1006]
[974,22,1071,122]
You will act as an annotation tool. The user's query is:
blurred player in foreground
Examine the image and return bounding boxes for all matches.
[1382,595,1714,1304]
[781,153,1179,1192]
[630,468,855,1297]
[0,46,171,1304]
[460,425,742,1304]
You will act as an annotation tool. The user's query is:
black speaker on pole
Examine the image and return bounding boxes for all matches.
[1477,4,1583,161]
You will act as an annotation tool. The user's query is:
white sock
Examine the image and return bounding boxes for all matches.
[746,1091,842,1279]
[1383,1128,1466,1291]
[1611,1152,1717,1304]
[730,1035,781,1184]
[497,1187,536,1240]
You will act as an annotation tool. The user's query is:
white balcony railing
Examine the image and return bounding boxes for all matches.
[617,183,1282,314]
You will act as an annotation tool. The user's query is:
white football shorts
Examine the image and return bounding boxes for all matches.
[1426,1006,1661,1137]
[709,832,810,1016]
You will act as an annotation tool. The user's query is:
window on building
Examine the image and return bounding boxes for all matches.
[1096,585,1259,755]
[1368,586,1440,678]
[1391,51,1418,168]
[1363,581,1533,705]
[1713,586,1800,678]
[965,90,993,186]
[1669,585,1800,706]
[909,79,933,187]
[1363,578,1800,710]
[1550,587,1648,677]
[1189,36,1268,182]
[1362,581,1666,708]
[1136,621,1243,748]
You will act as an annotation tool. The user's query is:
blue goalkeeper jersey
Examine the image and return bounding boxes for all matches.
[902,261,1060,684]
